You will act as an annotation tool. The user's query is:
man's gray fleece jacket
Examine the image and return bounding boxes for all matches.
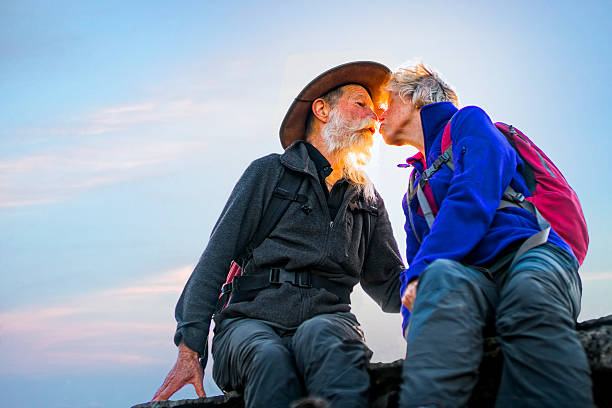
[174,141,404,368]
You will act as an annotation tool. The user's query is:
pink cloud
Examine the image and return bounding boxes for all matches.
[0,266,193,374]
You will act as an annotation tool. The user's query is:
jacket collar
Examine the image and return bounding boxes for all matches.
[280,140,360,206]
[420,101,458,158]
[279,140,321,178]
[400,102,457,169]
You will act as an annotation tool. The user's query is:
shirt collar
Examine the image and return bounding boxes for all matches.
[304,142,333,178]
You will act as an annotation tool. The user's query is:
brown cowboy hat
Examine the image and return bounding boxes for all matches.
[279,61,391,149]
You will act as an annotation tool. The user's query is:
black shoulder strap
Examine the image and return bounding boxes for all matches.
[348,195,379,255]
[238,167,305,265]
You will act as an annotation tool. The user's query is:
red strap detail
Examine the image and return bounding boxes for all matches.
[423,184,438,214]
[406,151,427,167]
[441,120,452,152]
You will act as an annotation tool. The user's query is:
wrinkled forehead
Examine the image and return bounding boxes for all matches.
[340,83,373,100]
[331,84,374,112]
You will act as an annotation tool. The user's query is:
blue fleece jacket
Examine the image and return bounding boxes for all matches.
[400,102,573,330]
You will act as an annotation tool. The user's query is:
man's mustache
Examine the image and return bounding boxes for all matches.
[346,117,377,134]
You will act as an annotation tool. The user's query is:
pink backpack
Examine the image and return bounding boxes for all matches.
[440,121,589,264]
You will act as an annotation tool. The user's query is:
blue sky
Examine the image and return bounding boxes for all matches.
[2,1,611,407]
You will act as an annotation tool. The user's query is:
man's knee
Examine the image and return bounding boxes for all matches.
[294,314,363,348]
[247,341,292,370]
[292,314,370,370]
[213,320,293,382]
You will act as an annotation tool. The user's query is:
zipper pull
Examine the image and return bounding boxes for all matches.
[330,221,334,228]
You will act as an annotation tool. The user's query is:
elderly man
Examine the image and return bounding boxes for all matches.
[152,61,404,408]
[379,63,593,407]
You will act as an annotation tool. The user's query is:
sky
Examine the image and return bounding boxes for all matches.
[1,1,611,407]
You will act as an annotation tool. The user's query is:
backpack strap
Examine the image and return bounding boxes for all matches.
[416,182,436,229]
[440,118,552,267]
[216,167,306,310]
[499,186,551,267]
[442,118,453,153]
[237,167,306,265]
[412,143,453,230]
[348,197,379,256]
[406,170,422,244]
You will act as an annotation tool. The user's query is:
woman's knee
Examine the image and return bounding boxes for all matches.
[496,271,574,335]
[420,259,486,294]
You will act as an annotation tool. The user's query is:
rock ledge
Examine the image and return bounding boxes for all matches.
[133,314,612,408]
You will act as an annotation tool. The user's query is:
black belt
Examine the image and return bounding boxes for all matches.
[219,267,352,309]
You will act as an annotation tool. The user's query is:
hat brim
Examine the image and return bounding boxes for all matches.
[279,61,390,149]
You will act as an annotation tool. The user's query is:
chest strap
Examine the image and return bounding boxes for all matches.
[221,267,352,306]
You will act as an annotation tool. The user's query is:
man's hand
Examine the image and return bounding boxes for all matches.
[401,279,419,312]
[151,342,206,401]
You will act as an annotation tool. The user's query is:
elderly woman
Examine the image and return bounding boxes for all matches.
[380,63,592,407]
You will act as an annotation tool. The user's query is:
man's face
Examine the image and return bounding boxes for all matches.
[322,85,377,157]
[379,91,421,147]
[334,84,378,131]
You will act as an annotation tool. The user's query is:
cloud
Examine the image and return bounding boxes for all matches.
[581,271,612,281]
[0,137,208,207]
[79,99,220,136]
[0,266,192,374]
[1,55,288,209]
[0,262,408,375]
[1,89,276,208]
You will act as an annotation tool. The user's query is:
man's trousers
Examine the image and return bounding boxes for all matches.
[399,243,593,407]
[211,312,372,408]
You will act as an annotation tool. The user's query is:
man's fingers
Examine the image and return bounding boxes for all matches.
[151,379,167,400]
[152,374,172,400]
[190,360,206,398]
[193,378,206,398]
[152,377,184,402]
[151,382,172,402]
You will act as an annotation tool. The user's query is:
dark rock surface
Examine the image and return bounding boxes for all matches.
[133,315,612,408]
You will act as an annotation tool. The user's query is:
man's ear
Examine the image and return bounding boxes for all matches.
[312,98,330,123]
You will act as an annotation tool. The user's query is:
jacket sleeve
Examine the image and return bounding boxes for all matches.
[401,107,517,293]
[173,155,278,367]
[360,191,405,313]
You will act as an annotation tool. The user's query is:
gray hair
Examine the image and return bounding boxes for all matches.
[387,62,458,108]
[305,86,345,136]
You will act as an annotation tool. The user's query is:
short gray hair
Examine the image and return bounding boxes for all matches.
[305,86,345,136]
[387,62,458,108]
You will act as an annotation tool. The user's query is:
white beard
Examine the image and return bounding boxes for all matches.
[322,107,374,160]
[321,107,376,202]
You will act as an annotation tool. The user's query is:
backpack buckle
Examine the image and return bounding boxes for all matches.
[503,191,525,204]
[269,268,312,288]
[269,268,282,284]
[220,281,234,295]
[295,271,312,288]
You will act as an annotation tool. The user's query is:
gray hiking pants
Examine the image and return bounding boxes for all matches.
[399,243,593,408]
[211,312,372,408]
